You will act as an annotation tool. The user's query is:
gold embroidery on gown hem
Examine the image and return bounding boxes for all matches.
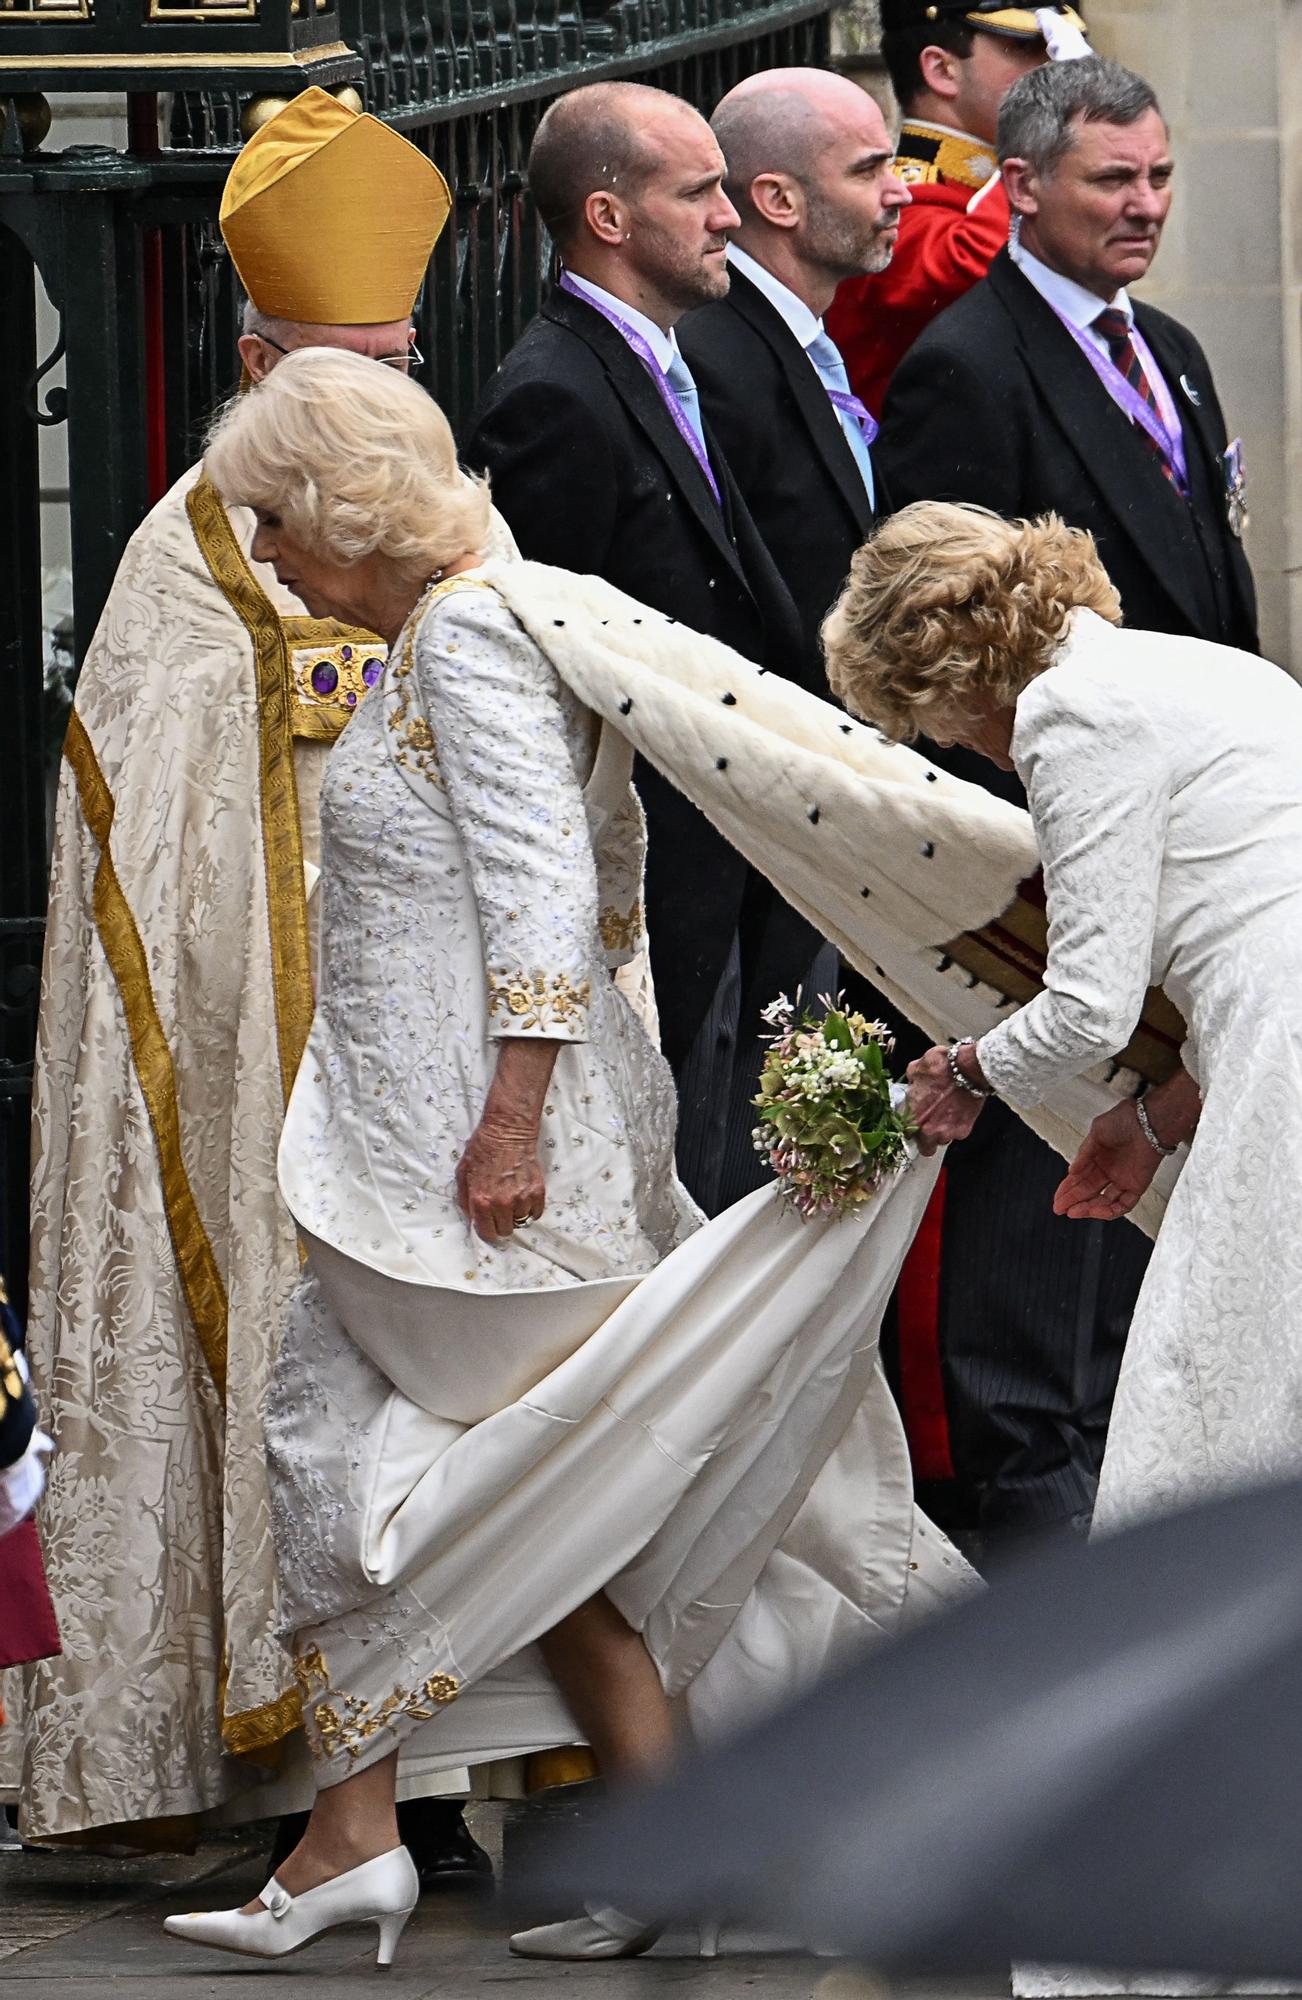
[295,1647,459,1762]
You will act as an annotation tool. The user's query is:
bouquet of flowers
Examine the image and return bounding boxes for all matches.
[752,993,914,1218]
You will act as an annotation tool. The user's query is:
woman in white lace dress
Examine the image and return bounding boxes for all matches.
[829,497,1302,1998]
[827,498,1302,1546]
[165,353,973,1967]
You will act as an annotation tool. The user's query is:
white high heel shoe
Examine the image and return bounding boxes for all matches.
[163,1846,419,1966]
[508,1902,723,1960]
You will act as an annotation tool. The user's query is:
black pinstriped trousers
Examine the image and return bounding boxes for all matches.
[895,1098,1152,1549]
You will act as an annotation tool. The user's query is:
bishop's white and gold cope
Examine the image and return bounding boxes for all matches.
[0,87,456,1844]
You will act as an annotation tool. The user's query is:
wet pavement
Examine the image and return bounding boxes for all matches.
[0,1804,991,1999]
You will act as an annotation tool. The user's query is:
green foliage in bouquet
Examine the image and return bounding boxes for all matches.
[752,993,915,1218]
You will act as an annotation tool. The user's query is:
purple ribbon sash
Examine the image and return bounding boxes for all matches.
[825,385,879,448]
[559,271,722,507]
[1053,307,1189,495]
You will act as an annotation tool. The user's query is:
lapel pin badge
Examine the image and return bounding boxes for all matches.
[1180,373,1203,407]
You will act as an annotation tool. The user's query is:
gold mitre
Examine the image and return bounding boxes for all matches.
[220,88,452,324]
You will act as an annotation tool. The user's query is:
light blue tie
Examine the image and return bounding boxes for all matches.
[807,329,876,510]
[665,349,711,462]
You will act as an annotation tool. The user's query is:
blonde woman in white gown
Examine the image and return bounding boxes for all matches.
[827,499,1302,1994]
[828,499,1302,1533]
[164,352,975,1969]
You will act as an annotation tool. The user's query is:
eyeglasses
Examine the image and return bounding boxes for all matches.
[258,333,425,373]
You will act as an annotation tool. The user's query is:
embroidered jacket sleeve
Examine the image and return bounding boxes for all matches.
[591,770,648,972]
[977,671,1170,1109]
[416,591,596,1042]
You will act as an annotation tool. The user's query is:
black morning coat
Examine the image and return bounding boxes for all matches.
[679,262,882,702]
[876,246,1259,679]
[464,282,808,1070]
[678,264,918,1062]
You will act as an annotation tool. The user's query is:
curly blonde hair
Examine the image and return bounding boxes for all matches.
[823,501,1121,741]
[204,346,491,580]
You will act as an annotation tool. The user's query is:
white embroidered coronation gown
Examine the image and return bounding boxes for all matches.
[977,609,1302,1540]
[268,575,973,1788]
[976,612,1302,1997]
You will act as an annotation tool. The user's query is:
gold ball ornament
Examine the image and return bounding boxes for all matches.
[331,86,365,116]
[240,95,292,141]
[1,93,53,153]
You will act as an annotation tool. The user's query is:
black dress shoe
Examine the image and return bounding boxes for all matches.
[398,1800,494,1893]
[267,1809,309,1876]
[268,1801,493,1894]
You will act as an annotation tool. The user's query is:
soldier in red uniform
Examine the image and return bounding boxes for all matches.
[827,1,1088,416]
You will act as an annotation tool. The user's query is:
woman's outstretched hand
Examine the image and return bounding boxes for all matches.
[906,1045,988,1156]
[1055,1101,1161,1221]
[1056,1066,1200,1221]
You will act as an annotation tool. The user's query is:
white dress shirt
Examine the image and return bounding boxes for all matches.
[1009,237,1184,464]
[1009,237,1135,358]
[562,269,683,372]
[562,268,715,468]
[726,243,824,350]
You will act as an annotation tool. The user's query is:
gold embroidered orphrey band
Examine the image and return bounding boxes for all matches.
[218,1650,303,1761]
[183,479,326,1754]
[63,692,302,1755]
[62,711,231,1396]
[187,476,315,1111]
[64,660,305,1757]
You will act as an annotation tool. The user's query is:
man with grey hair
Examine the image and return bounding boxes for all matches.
[873,54,1256,1563]
[237,297,420,377]
[878,55,1255,648]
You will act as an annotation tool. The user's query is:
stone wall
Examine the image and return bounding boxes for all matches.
[831,0,1299,670]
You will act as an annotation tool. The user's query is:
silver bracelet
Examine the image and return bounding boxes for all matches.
[1135,1093,1178,1156]
[947,1038,992,1100]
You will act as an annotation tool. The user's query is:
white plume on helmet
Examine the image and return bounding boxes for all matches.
[1036,5,1092,59]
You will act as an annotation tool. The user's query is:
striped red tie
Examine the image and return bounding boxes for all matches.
[1093,306,1177,487]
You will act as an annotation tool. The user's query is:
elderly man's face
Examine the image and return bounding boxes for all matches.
[1007,108,1174,299]
[239,318,418,384]
[618,105,740,316]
